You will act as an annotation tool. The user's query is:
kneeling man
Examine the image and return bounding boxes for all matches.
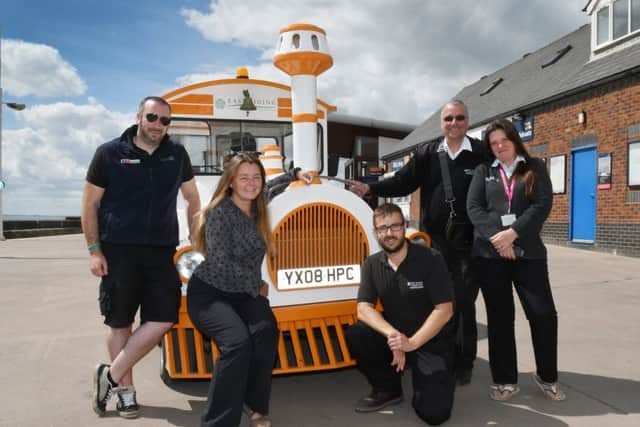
[346,203,455,425]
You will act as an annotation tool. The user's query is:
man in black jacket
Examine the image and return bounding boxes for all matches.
[82,96,201,418]
[349,100,486,385]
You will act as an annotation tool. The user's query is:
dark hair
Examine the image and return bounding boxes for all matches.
[483,118,536,196]
[138,96,172,114]
[373,203,405,227]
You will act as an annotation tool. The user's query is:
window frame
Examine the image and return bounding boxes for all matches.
[594,0,640,48]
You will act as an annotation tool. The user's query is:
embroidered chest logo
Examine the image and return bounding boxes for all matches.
[120,159,141,164]
[407,281,424,290]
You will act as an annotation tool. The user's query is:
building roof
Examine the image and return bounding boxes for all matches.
[388,23,640,159]
[327,112,416,134]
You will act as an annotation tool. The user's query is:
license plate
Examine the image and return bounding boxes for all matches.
[277,264,361,290]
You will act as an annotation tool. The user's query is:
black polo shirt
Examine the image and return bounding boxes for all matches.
[86,125,194,246]
[357,241,454,354]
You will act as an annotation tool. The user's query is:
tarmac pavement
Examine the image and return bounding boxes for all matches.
[0,234,639,426]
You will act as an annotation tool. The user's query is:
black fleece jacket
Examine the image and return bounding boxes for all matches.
[369,137,486,236]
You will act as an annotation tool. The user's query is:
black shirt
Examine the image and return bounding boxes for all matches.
[357,242,454,354]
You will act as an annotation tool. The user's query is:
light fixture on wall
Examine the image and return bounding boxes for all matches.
[578,110,587,125]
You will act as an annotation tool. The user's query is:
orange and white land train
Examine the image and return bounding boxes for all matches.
[160,23,424,381]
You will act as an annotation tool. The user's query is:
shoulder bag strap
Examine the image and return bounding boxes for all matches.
[438,150,456,218]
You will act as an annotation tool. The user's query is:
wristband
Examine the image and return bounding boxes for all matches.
[87,242,101,252]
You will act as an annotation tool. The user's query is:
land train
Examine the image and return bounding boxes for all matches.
[159,24,428,382]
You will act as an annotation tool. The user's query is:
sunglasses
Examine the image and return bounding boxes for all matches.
[443,115,466,122]
[145,113,171,126]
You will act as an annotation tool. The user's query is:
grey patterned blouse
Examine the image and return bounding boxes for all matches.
[192,197,266,297]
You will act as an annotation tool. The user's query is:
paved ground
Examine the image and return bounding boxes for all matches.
[1,234,639,426]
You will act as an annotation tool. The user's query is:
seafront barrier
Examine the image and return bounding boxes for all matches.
[3,217,81,239]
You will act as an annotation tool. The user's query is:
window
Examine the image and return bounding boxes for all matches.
[596,0,640,46]
[598,6,610,44]
[633,0,640,31]
[549,154,566,194]
[614,0,629,39]
[629,141,640,186]
[598,153,612,189]
[169,119,294,175]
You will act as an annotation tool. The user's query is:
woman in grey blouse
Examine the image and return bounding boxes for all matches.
[188,153,278,427]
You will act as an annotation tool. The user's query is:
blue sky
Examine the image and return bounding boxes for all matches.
[2,0,259,124]
[1,0,589,216]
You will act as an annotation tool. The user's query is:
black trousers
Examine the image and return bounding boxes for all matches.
[346,322,455,426]
[187,276,279,427]
[431,234,480,372]
[475,258,559,385]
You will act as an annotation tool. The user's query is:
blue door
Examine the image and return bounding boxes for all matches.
[570,147,596,242]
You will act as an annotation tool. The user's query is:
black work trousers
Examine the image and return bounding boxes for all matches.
[187,276,279,427]
[475,258,559,385]
[345,322,455,426]
[431,234,480,372]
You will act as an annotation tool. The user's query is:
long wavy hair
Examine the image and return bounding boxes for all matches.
[483,118,536,197]
[192,153,274,256]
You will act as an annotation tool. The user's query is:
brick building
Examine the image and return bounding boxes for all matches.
[381,0,640,257]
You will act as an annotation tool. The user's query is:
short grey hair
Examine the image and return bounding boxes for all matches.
[440,99,469,120]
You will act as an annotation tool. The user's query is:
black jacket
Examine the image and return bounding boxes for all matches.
[369,137,486,235]
[466,157,552,259]
[86,125,194,246]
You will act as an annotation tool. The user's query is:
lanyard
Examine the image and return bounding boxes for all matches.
[498,167,516,213]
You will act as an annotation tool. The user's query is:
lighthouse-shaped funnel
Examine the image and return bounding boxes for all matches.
[273,23,333,174]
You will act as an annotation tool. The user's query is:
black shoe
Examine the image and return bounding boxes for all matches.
[92,364,115,416]
[116,386,140,419]
[355,390,403,413]
[456,367,473,386]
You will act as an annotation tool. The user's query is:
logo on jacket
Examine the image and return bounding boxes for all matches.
[407,281,424,290]
[120,159,141,164]
[160,155,175,162]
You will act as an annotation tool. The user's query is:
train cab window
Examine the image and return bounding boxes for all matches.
[168,120,218,174]
[170,119,311,175]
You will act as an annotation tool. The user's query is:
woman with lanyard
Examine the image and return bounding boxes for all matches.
[188,153,278,427]
[466,119,565,402]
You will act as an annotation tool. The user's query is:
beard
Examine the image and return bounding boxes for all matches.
[379,236,406,254]
[138,123,165,146]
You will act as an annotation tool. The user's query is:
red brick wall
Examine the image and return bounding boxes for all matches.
[529,79,640,224]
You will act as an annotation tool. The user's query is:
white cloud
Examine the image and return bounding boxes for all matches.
[2,100,131,215]
[181,0,589,124]
[1,39,87,97]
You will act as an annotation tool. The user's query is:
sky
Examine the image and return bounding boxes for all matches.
[1,0,589,216]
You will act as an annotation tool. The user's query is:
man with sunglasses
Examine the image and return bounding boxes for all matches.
[349,100,486,387]
[82,96,201,418]
[346,203,455,425]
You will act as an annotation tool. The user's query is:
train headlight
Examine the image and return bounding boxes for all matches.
[174,246,205,283]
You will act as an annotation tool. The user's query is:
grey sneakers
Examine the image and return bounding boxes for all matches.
[116,386,140,419]
[92,364,115,416]
[92,364,140,418]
